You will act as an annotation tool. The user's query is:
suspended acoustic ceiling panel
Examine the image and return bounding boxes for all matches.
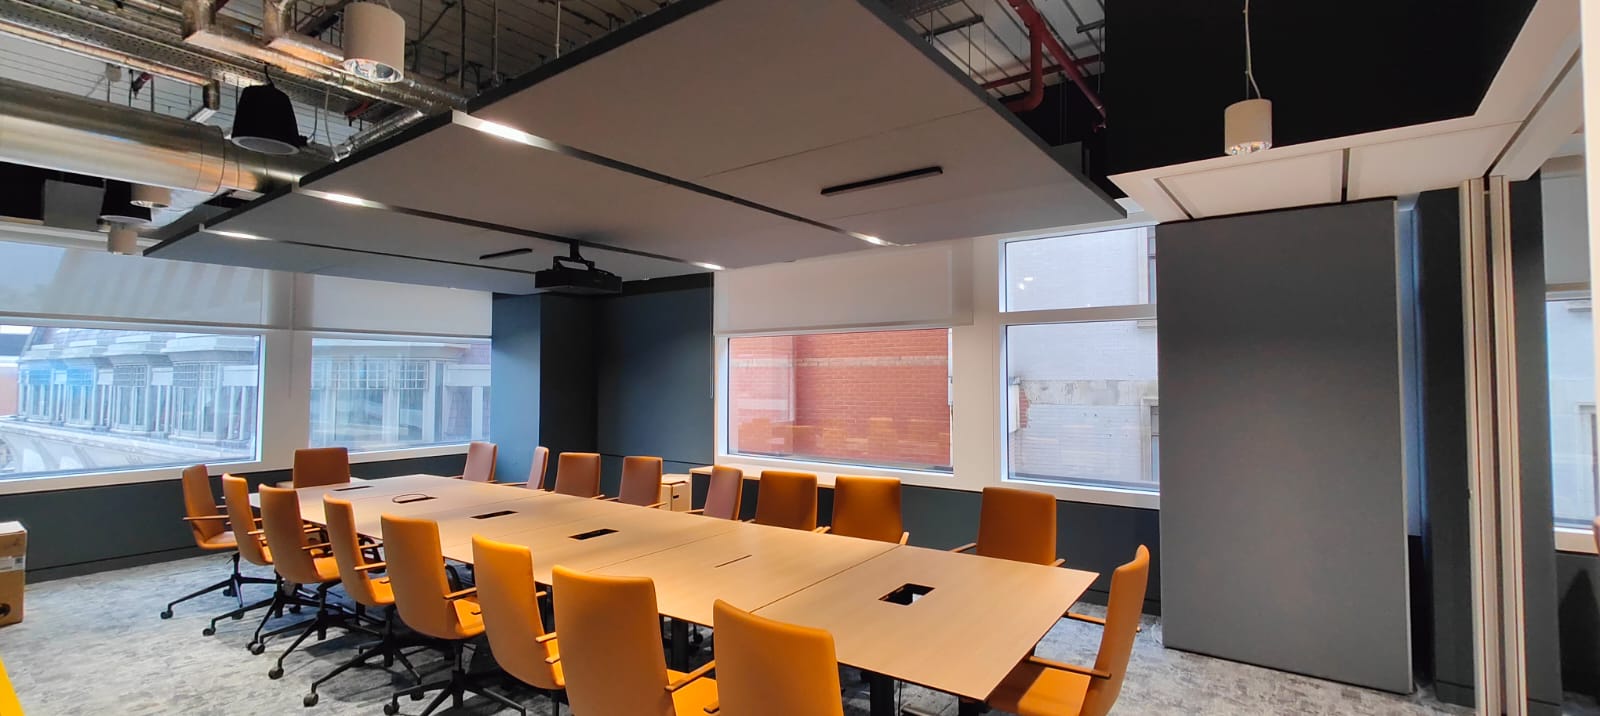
[146,190,694,293]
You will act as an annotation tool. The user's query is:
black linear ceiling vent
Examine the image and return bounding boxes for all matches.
[534,244,621,295]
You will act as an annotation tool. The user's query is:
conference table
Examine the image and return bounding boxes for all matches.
[259,474,1098,714]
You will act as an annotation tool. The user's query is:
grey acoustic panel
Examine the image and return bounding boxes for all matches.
[1156,200,1413,693]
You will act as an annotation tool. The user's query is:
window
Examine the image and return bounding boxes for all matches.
[1002,227,1160,492]
[725,329,953,472]
[1548,296,1596,527]
[0,325,262,481]
[309,337,490,453]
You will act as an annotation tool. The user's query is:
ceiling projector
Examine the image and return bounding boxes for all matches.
[535,245,622,295]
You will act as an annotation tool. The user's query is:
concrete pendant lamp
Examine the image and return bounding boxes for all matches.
[129,184,172,209]
[342,2,406,83]
[99,181,151,224]
[107,224,140,255]
[1224,0,1272,155]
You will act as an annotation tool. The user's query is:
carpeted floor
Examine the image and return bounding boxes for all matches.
[1,554,1476,715]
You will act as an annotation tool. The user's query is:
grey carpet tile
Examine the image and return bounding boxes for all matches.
[1,555,1476,715]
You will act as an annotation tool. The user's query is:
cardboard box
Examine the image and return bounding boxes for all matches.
[0,521,25,628]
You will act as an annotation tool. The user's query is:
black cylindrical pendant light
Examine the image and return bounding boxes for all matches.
[99,181,151,224]
[230,80,303,155]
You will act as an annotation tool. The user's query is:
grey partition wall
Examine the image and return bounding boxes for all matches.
[1157,200,1413,693]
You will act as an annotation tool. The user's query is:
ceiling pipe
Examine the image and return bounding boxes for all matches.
[0,76,323,195]
[180,0,468,110]
[1001,0,1106,122]
[1004,20,1045,112]
[261,0,342,65]
[979,55,1101,91]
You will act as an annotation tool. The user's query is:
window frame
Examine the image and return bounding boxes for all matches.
[1549,284,1600,552]
[714,326,957,480]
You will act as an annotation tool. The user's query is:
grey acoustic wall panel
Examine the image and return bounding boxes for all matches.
[1156,200,1413,693]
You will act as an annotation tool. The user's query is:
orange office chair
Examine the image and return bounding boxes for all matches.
[525,446,551,489]
[381,515,524,716]
[551,566,718,715]
[551,452,602,498]
[458,441,498,482]
[473,536,564,712]
[689,466,744,520]
[293,447,351,489]
[610,456,664,507]
[0,655,20,716]
[212,475,319,648]
[752,470,819,531]
[162,464,275,620]
[712,599,844,716]
[985,546,1150,716]
[258,485,358,681]
[821,475,908,544]
[951,486,1063,566]
[302,496,424,707]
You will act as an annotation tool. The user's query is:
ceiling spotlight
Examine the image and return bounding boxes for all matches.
[99,181,151,225]
[691,262,725,271]
[342,2,406,83]
[318,192,370,207]
[129,184,172,209]
[856,234,892,246]
[204,228,271,241]
[231,75,303,155]
[107,223,140,255]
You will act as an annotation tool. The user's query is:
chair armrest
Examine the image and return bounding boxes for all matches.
[703,700,720,714]
[814,526,831,534]
[303,524,322,533]
[600,496,620,502]
[545,654,561,665]
[899,532,910,545]
[247,529,264,537]
[1025,654,1111,680]
[535,590,549,599]
[1065,612,1106,626]
[354,562,388,572]
[590,494,608,500]
[444,587,478,601]
[949,542,977,554]
[686,508,705,514]
[183,515,230,522]
[643,501,666,509]
[666,660,716,693]
[451,474,465,480]
[535,631,558,644]
[301,542,332,552]
[1050,558,1065,567]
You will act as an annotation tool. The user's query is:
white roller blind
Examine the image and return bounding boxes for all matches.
[293,273,492,337]
[0,240,272,326]
[714,239,972,334]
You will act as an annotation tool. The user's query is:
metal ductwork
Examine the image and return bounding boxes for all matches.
[0,76,324,195]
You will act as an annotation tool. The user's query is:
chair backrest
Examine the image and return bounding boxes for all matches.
[701,465,744,520]
[258,486,326,585]
[1081,545,1151,716]
[461,441,497,482]
[527,446,551,489]
[551,566,677,716]
[976,486,1058,565]
[323,496,387,608]
[293,447,351,489]
[221,475,271,567]
[617,456,663,507]
[753,470,818,531]
[381,514,476,640]
[712,599,844,716]
[472,536,561,691]
[830,475,904,543]
[180,464,225,544]
[552,452,602,497]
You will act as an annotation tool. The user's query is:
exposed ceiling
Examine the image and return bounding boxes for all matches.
[147,0,1123,291]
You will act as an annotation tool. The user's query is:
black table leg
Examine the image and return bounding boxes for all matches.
[956,699,985,716]
[865,671,894,716]
[669,618,689,670]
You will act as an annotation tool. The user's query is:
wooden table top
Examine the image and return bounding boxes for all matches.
[753,544,1099,700]
[251,473,1097,702]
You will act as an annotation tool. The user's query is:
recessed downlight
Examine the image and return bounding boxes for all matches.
[691,262,725,271]
[854,234,894,247]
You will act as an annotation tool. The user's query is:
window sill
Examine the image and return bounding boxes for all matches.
[346,443,472,464]
[0,458,270,495]
[1003,476,1161,510]
[714,454,951,488]
[1556,526,1597,555]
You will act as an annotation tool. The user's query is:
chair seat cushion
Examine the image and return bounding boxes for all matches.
[986,660,1090,716]
[667,669,719,715]
[310,555,341,583]
[200,531,238,550]
[367,577,395,607]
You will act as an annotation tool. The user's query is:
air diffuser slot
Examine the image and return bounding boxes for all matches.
[821,166,943,197]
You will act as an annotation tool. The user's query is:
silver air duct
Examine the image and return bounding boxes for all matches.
[0,76,323,195]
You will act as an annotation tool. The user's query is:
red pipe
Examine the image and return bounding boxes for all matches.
[981,55,1102,91]
[1002,0,1107,122]
[1005,21,1045,112]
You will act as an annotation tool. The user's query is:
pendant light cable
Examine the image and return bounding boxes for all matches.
[1242,0,1263,100]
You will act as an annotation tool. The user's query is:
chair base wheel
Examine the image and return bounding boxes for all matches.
[159,609,173,619]
[202,627,216,637]
[248,642,266,655]
[411,692,426,701]
[232,613,244,620]
[268,666,284,680]
[303,693,318,707]
[383,702,400,715]
[289,605,302,614]
[224,587,236,597]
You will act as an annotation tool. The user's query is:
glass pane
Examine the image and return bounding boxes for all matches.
[1005,227,1154,311]
[0,325,260,481]
[1005,320,1159,490]
[310,337,490,453]
[727,329,952,472]
[1549,298,1596,527]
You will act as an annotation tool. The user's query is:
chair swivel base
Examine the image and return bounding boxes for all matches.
[267,584,370,680]
[245,582,334,654]
[161,552,277,619]
[383,642,526,716]
[303,609,429,707]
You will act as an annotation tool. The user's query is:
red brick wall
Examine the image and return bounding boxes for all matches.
[728,329,951,470]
